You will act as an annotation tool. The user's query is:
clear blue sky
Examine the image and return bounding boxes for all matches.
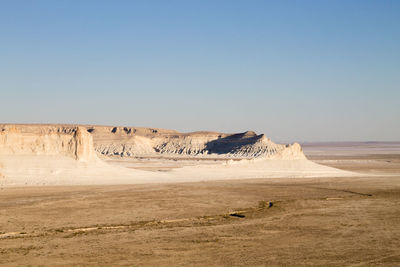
[1,0,399,142]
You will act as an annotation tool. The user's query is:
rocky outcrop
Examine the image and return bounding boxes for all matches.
[0,124,306,160]
[74,127,97,161]
[0,124,354,187]
[89,126,306,159]
[0,125,97,162]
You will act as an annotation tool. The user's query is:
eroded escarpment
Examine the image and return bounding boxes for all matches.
[89,126,306,159]
[0,124,354,187]
[0,124,306,160]
[0,124,97,162]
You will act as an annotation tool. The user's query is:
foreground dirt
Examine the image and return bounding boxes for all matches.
[0,153,399,266]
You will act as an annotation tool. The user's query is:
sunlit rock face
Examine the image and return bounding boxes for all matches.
[89,126,306,159]
[0,125,97,162]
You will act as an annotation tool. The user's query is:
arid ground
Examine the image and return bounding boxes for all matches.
[1,142,399,266]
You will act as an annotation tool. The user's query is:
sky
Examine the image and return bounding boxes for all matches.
[1,0,399,142]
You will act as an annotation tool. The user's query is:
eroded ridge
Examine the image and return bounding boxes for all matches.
[89,126,306,159]
[0,124,306,160]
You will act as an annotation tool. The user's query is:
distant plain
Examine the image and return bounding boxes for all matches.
[0,142,399,266]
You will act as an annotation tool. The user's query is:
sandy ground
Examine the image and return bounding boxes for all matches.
[0,143,399,266]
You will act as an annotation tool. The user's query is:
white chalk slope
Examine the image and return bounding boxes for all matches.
[0,125,355,187]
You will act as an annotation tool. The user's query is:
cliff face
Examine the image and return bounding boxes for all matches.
[89,126,306,159]
[74,127,97,161]
[0,124,306,160]
[0,124,351,187]
[0,125,97,162]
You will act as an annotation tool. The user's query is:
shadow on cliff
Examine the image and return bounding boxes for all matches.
[205,131,265,155]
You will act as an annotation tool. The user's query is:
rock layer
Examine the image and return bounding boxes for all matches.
[89,126,306,159]
[0,124,355,187]
[0,125,97,162]
[0,124,306,160]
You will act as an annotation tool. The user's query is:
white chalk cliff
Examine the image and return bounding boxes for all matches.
[0,125,96,161]
[90,126,306,159]
[0,124,354,186]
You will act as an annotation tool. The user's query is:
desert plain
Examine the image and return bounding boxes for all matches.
[0,125,399,266]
